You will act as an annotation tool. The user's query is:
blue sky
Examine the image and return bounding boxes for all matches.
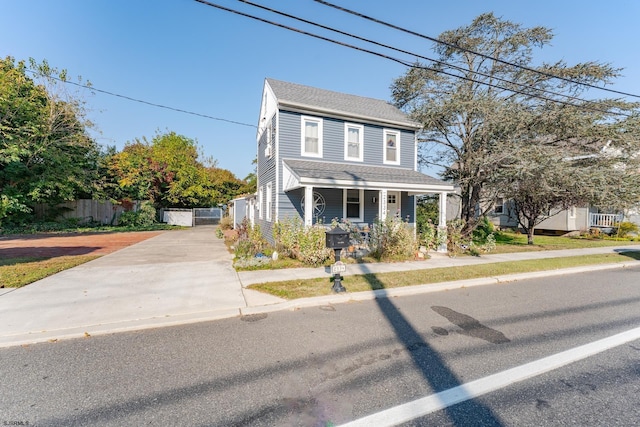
[2,0,639,180]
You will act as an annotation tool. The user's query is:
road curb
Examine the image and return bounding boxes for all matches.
[2,261,637,349]
[239,261,639,316]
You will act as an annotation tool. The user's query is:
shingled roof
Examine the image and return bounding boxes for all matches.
[266,78,419,129]
[283,159,453,192]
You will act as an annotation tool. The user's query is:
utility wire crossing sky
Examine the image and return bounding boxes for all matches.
[3,0,639,179]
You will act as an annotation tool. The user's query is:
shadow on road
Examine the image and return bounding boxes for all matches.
[358,263,505,426]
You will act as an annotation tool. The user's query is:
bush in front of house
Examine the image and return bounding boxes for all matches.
[272,216,332,266]
[219,215,233,230]
[369,215,416,261]
[234,218,268,259]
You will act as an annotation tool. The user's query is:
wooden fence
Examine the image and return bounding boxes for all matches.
[33,199,142,225]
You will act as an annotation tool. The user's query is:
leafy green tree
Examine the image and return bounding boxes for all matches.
[107,131,248,209]
[0,56,99,225]
[391,13,638,236]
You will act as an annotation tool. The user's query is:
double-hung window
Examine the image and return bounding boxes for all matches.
[301,116,323,158]
[344,189,363,222]
[344,123,363,161]
[258,186,263,219]
[266,182,272,222]
[383,129,400,165]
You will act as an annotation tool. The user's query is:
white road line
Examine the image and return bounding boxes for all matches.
[340,325,640,427]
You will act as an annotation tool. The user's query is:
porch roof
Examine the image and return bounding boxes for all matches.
[282,159,454,193]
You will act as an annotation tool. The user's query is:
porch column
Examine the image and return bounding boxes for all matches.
[378,189,388,220]
[438,191,448,253]
[304,185,313,226]
[438,191,447,227]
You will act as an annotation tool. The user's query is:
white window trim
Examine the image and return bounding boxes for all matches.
[266,182,272,222]
[383,129,401,165]
[301,115,323,158]
[495,198,504,215]
[343,189,364,222]
[258,186,263,220]
[344,123,364,162]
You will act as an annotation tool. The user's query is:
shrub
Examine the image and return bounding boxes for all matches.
[273,217,332,266]
[418,218,437,252]
[369,216,416,261]
[234,218,268,259]
[446,219,468,257]
[118,201,156,227]
[614,221,639,238]
[219,215,233,230]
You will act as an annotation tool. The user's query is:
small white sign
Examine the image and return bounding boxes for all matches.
[331,261,346,274]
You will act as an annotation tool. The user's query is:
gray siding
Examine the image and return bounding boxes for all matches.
[278,110,415,168]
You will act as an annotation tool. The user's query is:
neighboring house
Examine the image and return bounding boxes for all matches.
[488,140,640,234]
[251,78,455,244]
[490,198,629,234]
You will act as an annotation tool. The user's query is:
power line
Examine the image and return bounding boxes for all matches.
[314,0,640,100]
[25,69,257,129]
[235,0,619,113]
[195,0,632,117]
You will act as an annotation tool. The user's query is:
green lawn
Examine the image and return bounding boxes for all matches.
[0,256,100,288]
[491,231,639,253]
[250,251,640,299]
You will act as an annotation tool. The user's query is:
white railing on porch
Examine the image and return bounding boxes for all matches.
[589,213,623,228]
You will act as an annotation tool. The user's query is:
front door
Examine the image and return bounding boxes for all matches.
[387,191,400,217]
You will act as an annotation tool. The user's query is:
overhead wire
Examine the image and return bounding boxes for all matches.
[314,0,640,100]
[24,69,257,129]
[235,0,622,113]
[195,0,633,117]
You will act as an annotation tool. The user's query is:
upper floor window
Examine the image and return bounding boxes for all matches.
[495,198,504,214]
[383,129,400,165]
[344,123,364,161]
[301,116,323,158]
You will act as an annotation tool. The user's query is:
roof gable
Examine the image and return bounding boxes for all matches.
[265,78,419,129]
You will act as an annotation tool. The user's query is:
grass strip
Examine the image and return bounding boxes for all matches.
[249,252,640,300]
[0,256,100,288]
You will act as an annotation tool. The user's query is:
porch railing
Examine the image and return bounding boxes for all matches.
[589,213,623,228]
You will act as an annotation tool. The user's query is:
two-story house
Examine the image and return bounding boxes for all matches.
[251,78,454,244]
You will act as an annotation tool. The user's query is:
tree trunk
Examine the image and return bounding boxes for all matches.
[527,228,535,245]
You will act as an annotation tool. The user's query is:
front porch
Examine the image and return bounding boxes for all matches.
[280,159,455,251]
[589,213,623,228]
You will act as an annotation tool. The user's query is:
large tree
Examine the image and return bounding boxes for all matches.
[0,57,100,224]
[391,13,638,235]
[107,131,247,208]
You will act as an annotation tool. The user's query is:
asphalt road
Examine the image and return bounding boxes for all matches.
[1,266,639,426]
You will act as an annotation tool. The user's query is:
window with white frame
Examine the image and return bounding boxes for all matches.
[258,186,263,219]
[264,121,273,158]
[266,182,272,221]
[495,198,504,214]
[301,116,323,157]
[344,189,363,221]
[344,123,363,161]
[383,130,400,164]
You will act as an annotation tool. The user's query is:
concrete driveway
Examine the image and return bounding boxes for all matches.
[0,226,280,347]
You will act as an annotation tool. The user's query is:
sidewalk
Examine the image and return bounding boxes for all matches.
[237,245,640,286]
[1,227,639,348]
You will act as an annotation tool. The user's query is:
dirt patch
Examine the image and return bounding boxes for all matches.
[0,231,164,260]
